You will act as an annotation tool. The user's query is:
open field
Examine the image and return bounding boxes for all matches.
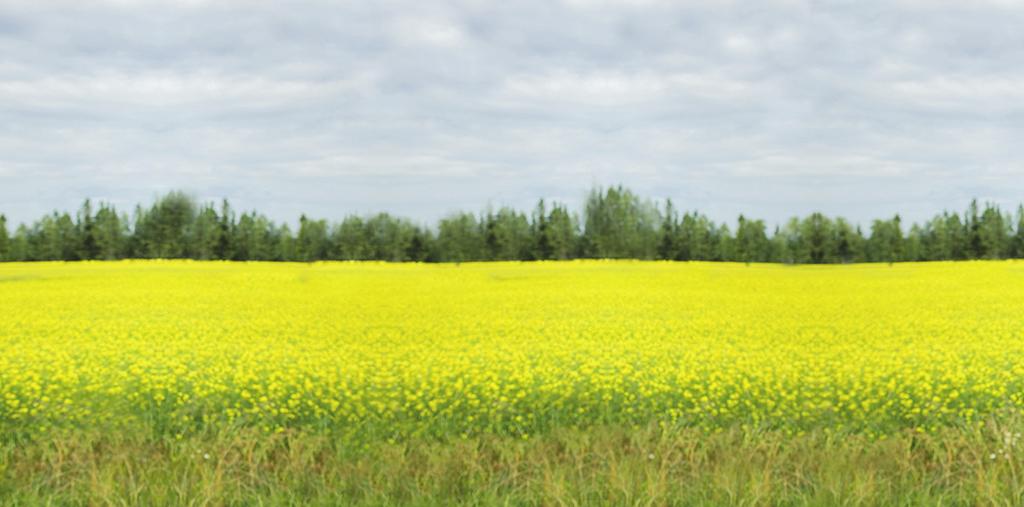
[4,260,1024,504]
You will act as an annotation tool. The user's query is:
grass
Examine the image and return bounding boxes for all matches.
[4,420,1024,505]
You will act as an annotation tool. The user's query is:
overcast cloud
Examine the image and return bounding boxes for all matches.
[2,0,1023,228]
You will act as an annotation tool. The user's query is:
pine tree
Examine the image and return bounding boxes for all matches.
[0,214,8,261]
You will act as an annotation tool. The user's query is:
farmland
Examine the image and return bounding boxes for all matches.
[3,260,1024,504]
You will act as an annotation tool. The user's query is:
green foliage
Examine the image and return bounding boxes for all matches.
[532,199,577,260]
[582,186,660,258]
[4,188,1024,263]
[0,214,8,261]
[365,213,418,262]
[1013,206,1024,258]
[332,216,370,260]
[93,203,127,260]
[834,218,864,263]
[232,212,275,261]
[134,191,197,258]
[297,215,330,262]
[27,212,78,261]
[978,204,1011,259]
[734,214,770,263]
[678,212,716,260]
[436,212,485,262]
[484,207,532,261]
[405,227,433,262]
[8,225,31,261]
[867,215,903,263]
[190,203,221,260]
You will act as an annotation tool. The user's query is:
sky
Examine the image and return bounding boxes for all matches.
[2,0,1023,230]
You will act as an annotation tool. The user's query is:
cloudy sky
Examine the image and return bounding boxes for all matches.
[1,0,1023,229]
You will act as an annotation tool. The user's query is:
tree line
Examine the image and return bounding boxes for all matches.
[2,187,1024,264]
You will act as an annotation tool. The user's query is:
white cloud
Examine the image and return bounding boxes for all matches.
[499,70,757,106]
[0,72,379,108]
[723,34,758,55]
[393,18,467,48]
[884,76,1024,112]
[2,0,1024,228]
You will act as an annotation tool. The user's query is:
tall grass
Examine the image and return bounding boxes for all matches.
[4,420,1024,505]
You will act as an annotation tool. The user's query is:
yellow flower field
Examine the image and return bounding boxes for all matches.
[2,260,1024,440]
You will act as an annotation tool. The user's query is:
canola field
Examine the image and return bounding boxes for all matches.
[2,260,1024,442]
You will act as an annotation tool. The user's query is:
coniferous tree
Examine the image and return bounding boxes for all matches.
[93,203,127,260]
[8,186,1024,265]
[406,226,434,262]
[215,199,234,260]
[937,212,967,260]
[582,186,659,259]
[921,215,947,261]
[867,215,903,263]
[673,211,713,261]
[76,199,98,260]
[1011,206,1024,258]
[978,203,1009,259]
[657,200,678,261]
[233,212,273,261]
[833,218,863,263]
[531,199,552,260]
[735,214,770,263]
[544,202,577,260]
[484,207,531,261]
[190,203,222,260]
[135,192,196,258]
[296,214,329,261]
[966,200,983,259]
[767,226,785,262]
[0,214,8,261]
